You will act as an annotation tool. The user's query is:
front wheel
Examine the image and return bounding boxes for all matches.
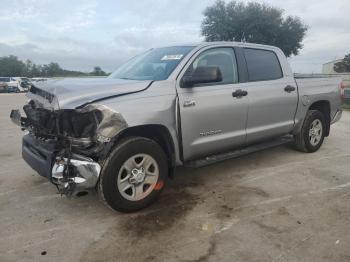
[98,137,167,212]
[294,110,326,153]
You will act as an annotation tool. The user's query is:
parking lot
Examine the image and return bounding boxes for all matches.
[0,93,350,262]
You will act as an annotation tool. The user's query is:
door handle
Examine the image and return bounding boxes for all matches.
[284,85,296,92]
[232,89,248,98]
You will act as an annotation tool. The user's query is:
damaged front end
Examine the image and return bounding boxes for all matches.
[10,100,127,196]
[51,155,101,196]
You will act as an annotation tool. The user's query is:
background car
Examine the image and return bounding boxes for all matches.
[14,77,32,91]
[5,85,20,93]
[0,83,8,93]
[0,77,21,92]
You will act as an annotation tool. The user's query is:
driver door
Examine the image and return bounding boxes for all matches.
[176,47,248,161]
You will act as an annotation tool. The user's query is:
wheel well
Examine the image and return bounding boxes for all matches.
[309,100,331,136]
[116,125,176,178]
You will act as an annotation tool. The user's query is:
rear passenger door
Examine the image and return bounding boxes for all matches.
[243,48,298,144]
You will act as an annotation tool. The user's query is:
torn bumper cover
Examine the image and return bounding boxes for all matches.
[10,102,127,196]
[52,156,101,195]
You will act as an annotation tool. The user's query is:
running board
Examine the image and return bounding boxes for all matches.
[184,135,294,168]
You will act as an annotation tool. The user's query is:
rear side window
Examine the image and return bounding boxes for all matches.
[244,48,283,81]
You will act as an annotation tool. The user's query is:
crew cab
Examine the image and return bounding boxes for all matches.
[10,42,343,212]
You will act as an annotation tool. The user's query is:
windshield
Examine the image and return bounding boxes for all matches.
[109,46,194,81]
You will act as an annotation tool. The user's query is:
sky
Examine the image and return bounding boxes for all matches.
[0,0,349,73]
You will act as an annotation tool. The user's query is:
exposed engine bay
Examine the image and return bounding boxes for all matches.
[22,99,127,146]
[11,98,128,196]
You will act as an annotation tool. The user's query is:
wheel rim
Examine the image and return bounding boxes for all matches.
[309,119,323,146]
[117,153,159,201]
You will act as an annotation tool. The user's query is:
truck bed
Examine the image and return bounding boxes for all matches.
[295,73,350,105]
[294,74,342,94]
[293,74,342,128]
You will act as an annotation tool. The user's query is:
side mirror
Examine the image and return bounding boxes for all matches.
[181,66,222,88]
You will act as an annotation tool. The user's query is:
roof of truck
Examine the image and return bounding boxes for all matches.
[156,41,281,51]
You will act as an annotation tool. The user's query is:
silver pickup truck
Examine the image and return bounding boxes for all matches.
[10,42,343,212]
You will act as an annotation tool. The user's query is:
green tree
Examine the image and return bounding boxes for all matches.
[22,59,34,77]
[0,55,108,77]
[91,66,107,76]
[30,64,42,77]
[40,62,63,77]
[47,62,63,76]
[0,55,26,76]
[201,1,308,56]
[334,54,350,73]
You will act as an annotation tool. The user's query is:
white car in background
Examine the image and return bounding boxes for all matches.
[0,77,23,92]
[13,77,31,92]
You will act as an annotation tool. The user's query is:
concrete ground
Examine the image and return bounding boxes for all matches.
[1,94,350,262]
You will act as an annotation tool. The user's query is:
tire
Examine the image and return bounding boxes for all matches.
[98,137,168,212]
[294,110,326,153]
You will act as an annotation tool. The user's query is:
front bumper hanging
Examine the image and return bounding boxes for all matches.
[11,109,103,196]
[52,156,101,196]
[10,101,128,197]
[21,134,102,196]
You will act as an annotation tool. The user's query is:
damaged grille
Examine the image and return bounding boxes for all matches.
[23,101,100,140]
[22,101,127,147]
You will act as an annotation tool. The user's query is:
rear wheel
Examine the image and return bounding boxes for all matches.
[98,137,167,212]
[294,110,326,153]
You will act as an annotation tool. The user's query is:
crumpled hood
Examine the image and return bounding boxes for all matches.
[27,77,152,109]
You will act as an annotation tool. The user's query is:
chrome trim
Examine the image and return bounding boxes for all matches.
[183,100,196,107]
[52,156,101,196]
[199,130,222,137]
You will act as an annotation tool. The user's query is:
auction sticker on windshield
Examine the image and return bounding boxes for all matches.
[161,54,184,60]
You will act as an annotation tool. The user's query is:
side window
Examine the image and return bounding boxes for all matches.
[186,47,238,85]
[244,48,283,81]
